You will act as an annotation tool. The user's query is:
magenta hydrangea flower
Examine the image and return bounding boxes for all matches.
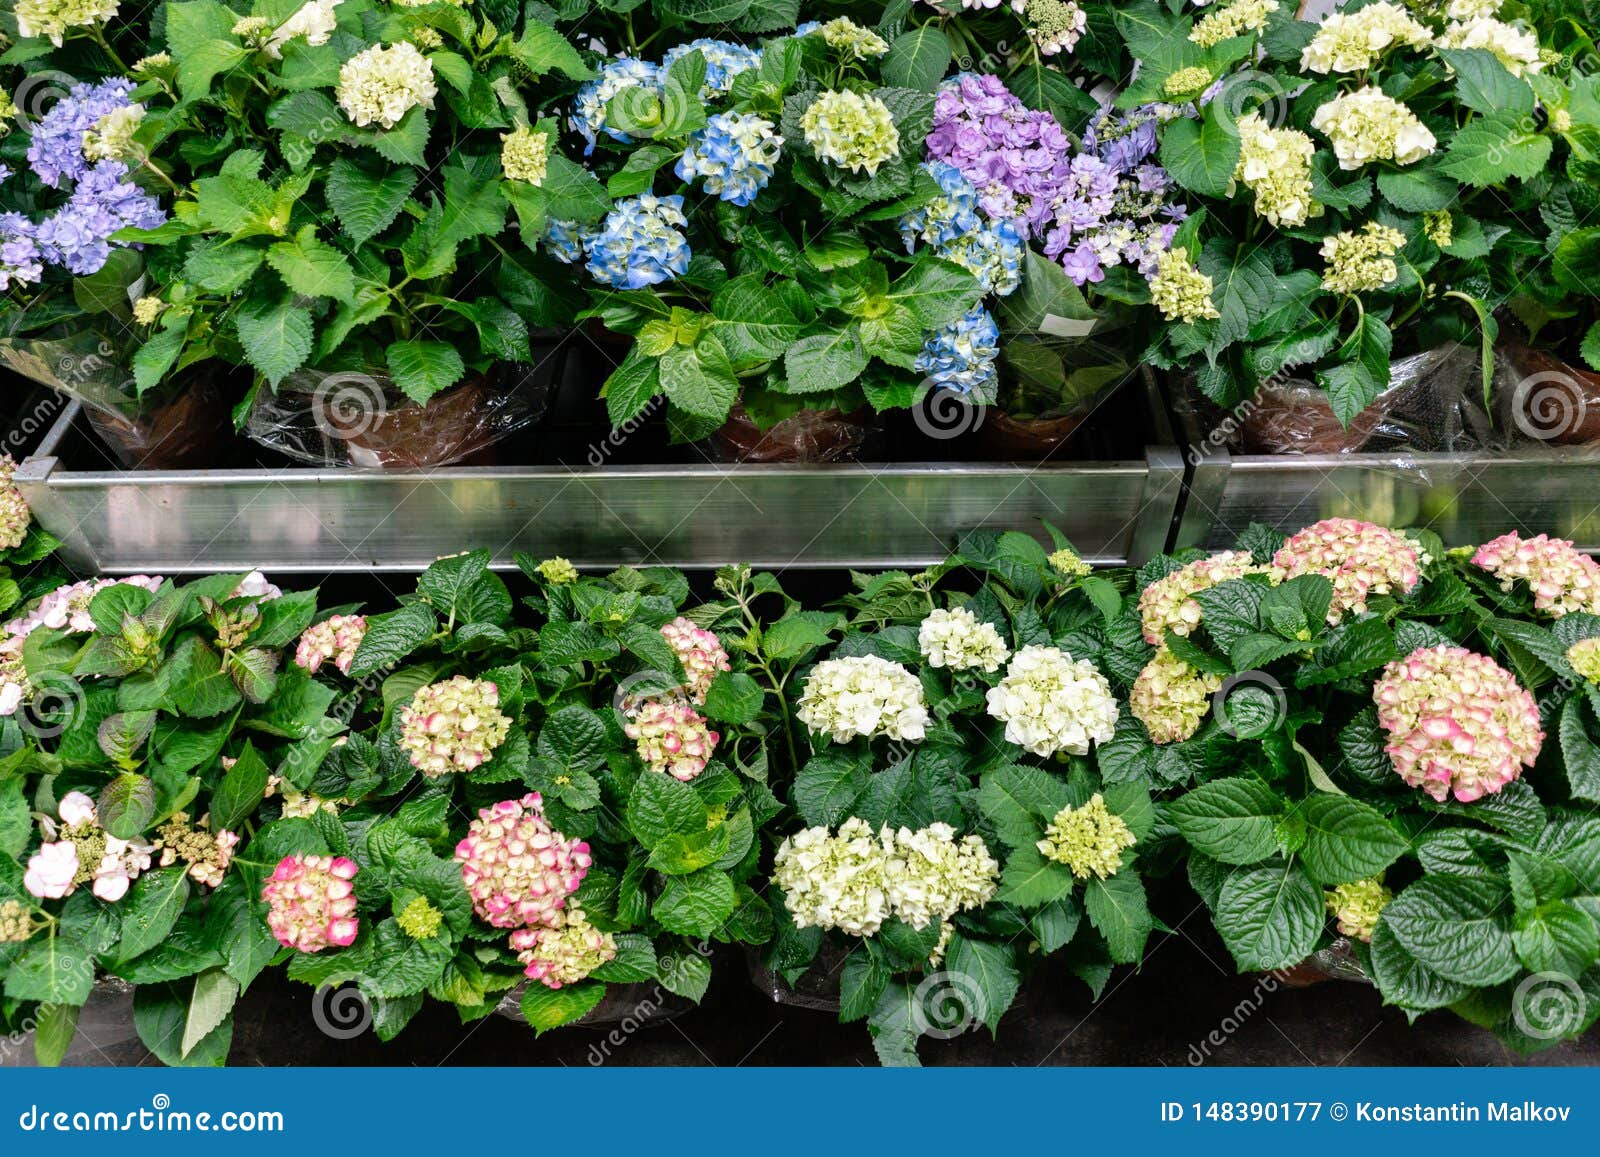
[660,616,731,703]
[1471,531,1600,618]
[455,793,591,930]
[1373,644,1543,803]
[624,699,719,781]
[294,614,368,675]
[1270,518,1422,622]
[261,853,360,952]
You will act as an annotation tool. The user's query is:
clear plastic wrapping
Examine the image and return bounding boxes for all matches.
[706,405,876,464]
[0,327,231,469]
[245,360,561,469]
[1488,341,1600,451]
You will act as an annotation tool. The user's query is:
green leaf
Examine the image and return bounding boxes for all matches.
[840,949,892,1023]
[1318,313,1393,427]
[1382,876,1519,986]
[1439,112,1553,185]
[96,772,155,838]
[133,981,233,1066]
[181,968,239,1059]
[1160,110,1240,198]
[653,869,738,938]
[1367,919,1472,1011]
[325,159,418,245]
[1297,794,1408,884]
[627,770,707,849]
[235,292,312,386]
[4,936,93,1005]
[659,336,739,419]
[1376,164,1459,212]
[976,764,1072,848]
[794,752,870,827]
[1439,48,1533,116]
[703,671,763,725]
[996,843,1078,907]
[348,603,435,678]
[868,982,922,1067]
[657,948,713,1001]
[211,742,271,832]
[1560,698,1600,804]
[1168,778,1284,865]
[1083,873,1152,964]
[881,26,952,91]
[1552,229,1600,299]
[889,256,980,329]
[1513,901,1600,977]
[33,1001,79,1066]
[784,326,870,393]
[386,340,466,406]
[266,227,356,303]
[112,868,192,964]
[519,981,605,1034]
[1212,861,1323,971]
[946,936,1020,1032]
[590,933,658,983]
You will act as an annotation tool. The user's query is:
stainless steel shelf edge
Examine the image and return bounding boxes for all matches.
[1175,447,1600,553]
[17,404,1182,572]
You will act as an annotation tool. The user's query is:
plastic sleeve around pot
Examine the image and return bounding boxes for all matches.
[243,352,567,469]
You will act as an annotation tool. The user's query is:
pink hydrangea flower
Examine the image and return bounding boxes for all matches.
[660,616,731,703]
[1471,531,1600,618]
[231,570,282,600]
[510,907,617,989]
[1373,644,1543,803]
[294,614,369,675]
[398,675,512,776]
[1138,551,1261,644]
[261,853,360,952]
[624,699,719,781]
[455,793,591,930]
[23,841,77,900]
[1271,518,1422,622]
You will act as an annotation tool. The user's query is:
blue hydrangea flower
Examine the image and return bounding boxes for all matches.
[660,39,761,99]
[30,160,166,276]
[569,57,661,155]
[915,306,1001,399]
[674,111,781,207]
[27,78,136,188]
[0,230,44,291]
[900,163,1025,297]
[544,218,588,265]
[794,21,821,34]
[584,194,691,290]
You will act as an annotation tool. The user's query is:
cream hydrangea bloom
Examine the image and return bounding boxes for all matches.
[1190,0,1279,47]
[817,17,890,59]
[1310,87,1435,169]
[801,90,900,176]
[267,0,341,58]
[917,607,1010,673]
[1037,794,1136,880]
[1130,648,1220,745]
[82,104,144,162]
[880,823,999,931]
[1148,246,1220,325]
[986,645,1118,758]
[1301,2,1433,74]
[500,126,549,184]
[15,0,119,46]
[1138,551,1261,644]
[1320,221,1408,294]
[1436,17,1544,75]
[1325,875,1391,942]
[772,818,890,936]
[337,41,437,129]
[797,654,928,744]
[1233,113,1318,227]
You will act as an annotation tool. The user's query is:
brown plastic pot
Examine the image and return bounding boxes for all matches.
[977,411,1085,460]
[745,942,850,1012]
[1240,382,1394,455]
[710,405,874,464]
[327,376,500,469]
[84,374,233,470]
[1500,342,1600,446]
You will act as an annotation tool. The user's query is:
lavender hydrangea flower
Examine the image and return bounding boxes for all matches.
[916,306,1001,399]
[584,194,691,289]
[31,161,166,276]
[0,231,44,291]
[26,78,136,188]
[660,39,761,98]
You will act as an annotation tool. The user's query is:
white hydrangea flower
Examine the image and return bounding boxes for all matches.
[879,823,999,931]
[917,607,1010,673]
[1300,2,1433,73]
[986,645,1118,758]
[1310,87,1435,169]
[267,0,341,58]
[1234,112,1317,227]
[797,654,929,744]
[1436,17,1543,75]
[771,818,890,936]
[336,41,437,129]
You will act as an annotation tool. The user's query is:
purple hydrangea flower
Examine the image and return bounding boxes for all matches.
[26,78,136,188]
[29,161,167,277]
